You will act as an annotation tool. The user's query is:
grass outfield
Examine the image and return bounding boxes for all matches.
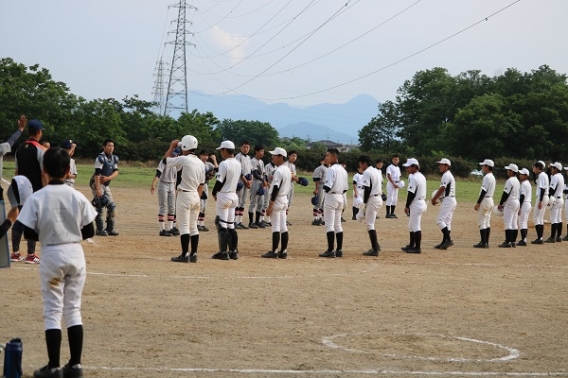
[3,161,500,203]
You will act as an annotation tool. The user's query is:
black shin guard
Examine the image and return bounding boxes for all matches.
[217,227,229,252]
[228,228,238,251]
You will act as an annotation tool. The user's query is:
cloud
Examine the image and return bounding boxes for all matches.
[208,25,249,64]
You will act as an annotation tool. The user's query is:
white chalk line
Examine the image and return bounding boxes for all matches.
[321,334,519,363]
[81,366,568,376]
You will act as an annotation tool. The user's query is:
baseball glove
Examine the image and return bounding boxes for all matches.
[311,195,319,206]
[245,174,252,181]
[236,181,244,191]
[381,193,387,201]
[201,192,208,200]
[91,194,110,208]
[256,187,265,196]
[298,177,309,186]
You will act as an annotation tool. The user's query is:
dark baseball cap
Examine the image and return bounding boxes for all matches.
[28,119,44,133]
[61,139,73,149]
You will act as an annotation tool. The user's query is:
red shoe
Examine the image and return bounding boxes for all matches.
[10,252,24,262]
[25,254,40,264]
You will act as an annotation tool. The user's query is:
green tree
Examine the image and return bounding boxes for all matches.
[217,119,279,148]
[358,100,401,154]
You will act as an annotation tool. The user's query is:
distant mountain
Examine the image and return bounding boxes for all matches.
[186,91,378,142]
[278,122,359,145]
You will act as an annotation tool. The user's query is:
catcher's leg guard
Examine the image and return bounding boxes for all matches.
[228,228,238,252]
[106,203,117,232]
[95,207,105,232]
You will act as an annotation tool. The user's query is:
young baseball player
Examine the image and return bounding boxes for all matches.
[163,136,205,263]
[401,158,427,254]
[150,147,180,236]
[285,150,299,225]
[60,140,77,188]
[431,158,457,249]
[563,166,568,241]
[497,164,521,248]
[261,147,291,259]
[517,168,532,246]
[91,139,119,236]
[385,154,401,218]
[531,161,549,244]
[248,145,267,229]
[234,141,252,229]
[212,141,241,260]
[352,168,364,220]
[1,115,25,201]
[198,149,218,232]
[17,147,97,378]
[319,148,348,258]
[473,159,496,248]
[311,156,327,225]
[262,160,276,227]
[546,162,565,242]
[357,155,383,256]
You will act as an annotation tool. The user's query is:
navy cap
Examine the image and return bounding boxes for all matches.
[28,119,44,133]
[61,139,73,149]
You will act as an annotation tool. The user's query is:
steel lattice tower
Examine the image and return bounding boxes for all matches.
[152,59,167,115]
[163,0,196,116]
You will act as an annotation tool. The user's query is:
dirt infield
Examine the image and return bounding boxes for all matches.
[2,186,567,377]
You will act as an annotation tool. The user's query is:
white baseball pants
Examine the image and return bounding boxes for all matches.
[436,197,457,230]
[550,196,564,224]
[386,182,398,206]
[271,196,289,233]
[216,192,238,229]
[324,193,344,233]
[477,197,494,229]
[533,196,549,226]
[364,195,383,231]
[249,181,264,214]
[518,201,532,229]
[408,199,427,232]
[158,181,176,216]
[199,183,209,214]
[176,190,200,236]
[503,199,520,230]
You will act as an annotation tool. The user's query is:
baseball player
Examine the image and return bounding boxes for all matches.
[517,168,532,246]
[234,141,252,229]
[563,165,568,241]
[150,147,180,236]
[1,115,25,200]
[248,145,267,229]
[17,148,97,378]
[400,158,427,254]
[285,150,299,225]
[61,140,77,188]
[211,141,241,260]
[385,154,401,218]
[497,164,521,248]
[261,147,291,259]
[163,136,205,263]
[352,167,364,220]
[262,160,276,227]
[357,155,383,256]
[546,162,565,242]
[473,159,496,248]
[312,156,327,225]
[91,139,119,236]
[531,161,549,244]
[431,158,457,249]
[319,148,348,258]
[198,149,218,232]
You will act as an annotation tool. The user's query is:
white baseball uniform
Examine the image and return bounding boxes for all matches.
[550,172,565,224]
[270,163,292,234]
[406,172,427,232]
[235,152,252,216]
[249,156,266,216]
[285,161,297,208]
[478,172,496,229]
[64,158,78,187]
[324,163,348,234]
[533,171,549,226]
[215,157,241,231]
[156,160,178,229]
[312,163,327,215]
[386,163,401,206]
[519,179,532,230]
[436,170,457,231]
[360,166,383,231]
[501,176,520,230]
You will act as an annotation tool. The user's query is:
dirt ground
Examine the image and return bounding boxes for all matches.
[1,185,567,377]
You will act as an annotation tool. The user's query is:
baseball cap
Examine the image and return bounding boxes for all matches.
[551,162,562,171]
[504,163,519,173]
[479,159,494,167]
[402,158,420,168]
[269,147,287,157]
[28,119,44,133]
[519,168,530,176]
[216,140,235,150]
[61,139,73,149]
[436,158,451,166]
[0,142,11,156]
[7,176,33,207]
[172,147,181,156]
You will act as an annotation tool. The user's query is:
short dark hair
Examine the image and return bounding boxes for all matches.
[327,148,339,156]
[241,141,250,146]
[375,159,383,164]
[533,162,544,170]
[199,149,209,156]
[254,145,264,152]
[339,159,347,165]
[224,148,235,155]
[392,154,399,158]
[43,147,70,179]
[358,155,373,166]
[289,150,298,156]
[103,138,114,147]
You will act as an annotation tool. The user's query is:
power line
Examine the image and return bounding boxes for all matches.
[256,0,522,101]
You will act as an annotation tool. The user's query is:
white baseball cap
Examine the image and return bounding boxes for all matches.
[504,163,519,173]
[8,176,33,207]
[402,158,420,168]
[519,168,530,176]
[551,162,562,171]
[436,158,451,166]
[269,147,287,157]
[479,159,494,167]
[216,140,235,150]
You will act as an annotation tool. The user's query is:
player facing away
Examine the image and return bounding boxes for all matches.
[319,148,348,258]
[400,158,427,254]
[163,136,205,263]
[212,141,241,260]
[563,165,568,241]
[312,156,327,225]
[91,139,119,236]
[474,159,496,248]
[234,141,252,229]
[356,155,383,256]
[516,168,532,246]
[431,158,457,250]
[261,147,292,259]
[497,164,521,248]
[17,148,97,378]
[531,161,549,244]
[262,160,276,226]
[198,149,219,232]
[151,147,180,236]
[285,150,299,225]
[385,154,401,218]
[248,145,268,229]
[546,162,565,242]
[352,167,364,220]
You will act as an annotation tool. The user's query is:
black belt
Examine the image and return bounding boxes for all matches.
[179,189,191,192]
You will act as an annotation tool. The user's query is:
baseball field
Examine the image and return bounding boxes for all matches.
[1,164,567,377]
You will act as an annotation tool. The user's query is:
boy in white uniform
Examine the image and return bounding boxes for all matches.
[150,147,180,236]
[357,155,383,256]
[385,154,401,218]
[18,148,97,378]
[401,158,427,254]
[546,162,565,242]
[474,159,496,248]
[531,161,549,244]
[61,140,77,188]
[352,168,364,220]
[497,164,521,248]
[432,158,457,249]
[517,168,532,246]
[262,147,291,259]
[311,157,327,225]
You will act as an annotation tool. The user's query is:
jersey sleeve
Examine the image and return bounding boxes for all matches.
[407,176,418,194]
[361,171,371,188]
[79,193,98,226]
[217,162,227,183]
[16,197,38,231]
[324,167,336,188]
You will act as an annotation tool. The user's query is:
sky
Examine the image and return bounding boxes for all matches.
[1,0,567,107]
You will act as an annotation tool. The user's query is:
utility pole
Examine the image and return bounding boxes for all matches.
[163,0,196,117]
[152,59,167,115]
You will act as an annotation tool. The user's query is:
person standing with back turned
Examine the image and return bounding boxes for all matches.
[400,158,427,254]
[474,159,496,248]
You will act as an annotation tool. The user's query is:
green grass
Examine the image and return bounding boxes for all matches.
[2,161,498,203]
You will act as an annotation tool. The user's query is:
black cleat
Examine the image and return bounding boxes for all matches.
[473,242,489,249]
[189,253,197,263]
[212,251,229,260]
[516,240,527,246]
[335,249,343,257]
[319,250,335,258]
[229,250,239,260]
[401,245,411,252]
[261,251,278,258]
[62,363,83,378]
[363,249,379,257]
[171,254,189,263]
[498,242,513,248]
[256,222,266,229]
[406,247,421,254]
[277,250,288,259]
[170,227,180,235]
[160,229,172,237]
[555,237,562,243]
[248,223,259,229]
[545,237,556,243]
[531,239,543,245]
